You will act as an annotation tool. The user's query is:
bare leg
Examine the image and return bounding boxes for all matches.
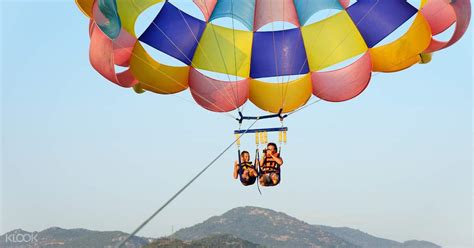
[233,164,239,179]
[242,170,249,181]
[271,173,279,185]
[249,168,258,177]
[259,175,267,186]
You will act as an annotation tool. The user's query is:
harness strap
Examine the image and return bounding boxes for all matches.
[260,168,280,174]
[255,148,262,195]
[240,161,254,171]
[237,149,242,176]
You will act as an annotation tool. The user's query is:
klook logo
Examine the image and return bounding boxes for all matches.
[5,232,38,243]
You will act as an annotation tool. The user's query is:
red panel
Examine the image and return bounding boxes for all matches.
[311,52,372,102]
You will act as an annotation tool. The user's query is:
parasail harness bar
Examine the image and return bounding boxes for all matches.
[234,127,288,134]
[236,109,288,124]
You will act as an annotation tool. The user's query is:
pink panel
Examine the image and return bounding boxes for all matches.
[89,19,94,37]
[189,68,249,112]
[254,0,300,31]
[423,0,471,52]
[112,30,136,67]
[193,0,218,21]
[89,21,138,88]
[421,0,455,35]
[339,0,350,9]
[91,1,134,67]
[311,52,372,102]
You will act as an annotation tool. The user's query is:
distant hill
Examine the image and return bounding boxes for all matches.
[144,234,265,248]
[172,206,441,248]
[172,206,359,248]
[0,227,150,248]
[316,226,441,248]
[0,228,262,248]
[1,206,441,248]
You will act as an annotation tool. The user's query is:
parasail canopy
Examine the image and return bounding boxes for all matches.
[76,0,471,115]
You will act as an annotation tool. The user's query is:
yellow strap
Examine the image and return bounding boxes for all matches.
[132,83,146,94]
[419,53,433,64]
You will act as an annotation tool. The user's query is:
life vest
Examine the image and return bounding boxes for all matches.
[239,161,256,186]
[240,161,254,170]
[260,156,280,174]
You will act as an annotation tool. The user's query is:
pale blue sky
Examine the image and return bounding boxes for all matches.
[1,1,472,248]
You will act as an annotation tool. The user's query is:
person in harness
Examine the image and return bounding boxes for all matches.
[233,151,258,186]
[259,143,283,186]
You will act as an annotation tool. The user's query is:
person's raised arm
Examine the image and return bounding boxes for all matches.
[271,153,283,166]
[233,161,239,179]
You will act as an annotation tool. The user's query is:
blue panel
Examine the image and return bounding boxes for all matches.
[347,0,418,48]
[209,0,256,30]
[294,0,345,25]
[250,28,309,78]
[139,2,206,65]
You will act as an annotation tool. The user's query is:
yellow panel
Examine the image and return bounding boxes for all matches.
[192,24,254,78]
[130,43,189,94]
[249,74,312,113]
[117,0,163,37]
[420,0,428,8]
[75,0,94,17]
[301,11,368,71]
[369,14,432,72]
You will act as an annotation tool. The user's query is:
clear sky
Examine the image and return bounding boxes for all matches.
[1,1,472,248]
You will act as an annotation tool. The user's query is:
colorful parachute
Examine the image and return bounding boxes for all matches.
[76,0,470,114]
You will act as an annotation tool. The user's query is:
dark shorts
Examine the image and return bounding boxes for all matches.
[260,172,280,186]
[240,175,257,186]
[239,168,257,186]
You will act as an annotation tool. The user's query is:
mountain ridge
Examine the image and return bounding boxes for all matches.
[0,227,151,248]
[1,206,441,248]
[173,206,440,248]
[144,234,266,248]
